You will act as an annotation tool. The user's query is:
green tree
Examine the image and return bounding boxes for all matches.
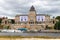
[56,16,60,21]
[54,21,60,30]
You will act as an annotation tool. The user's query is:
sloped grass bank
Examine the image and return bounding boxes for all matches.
[0,36,60,39]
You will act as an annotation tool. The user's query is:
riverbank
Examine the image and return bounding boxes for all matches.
[0,38,60,40]
[0,36,60,39]
[39,30,60,33]
[0,36,60,40]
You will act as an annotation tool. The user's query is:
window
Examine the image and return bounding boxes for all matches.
[36,16,45,21]
[53,20,55,24]
[5,21,7,24]
[20,16,28,22]
[29,22,34,24]
[21,19,23,21]
[25,19,26,21]
[38,19,39,21]
[42,19,43,21]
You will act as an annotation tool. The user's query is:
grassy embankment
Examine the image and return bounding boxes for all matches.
[0,36,60,39]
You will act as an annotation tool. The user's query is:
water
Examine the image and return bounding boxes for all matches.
[0,32,60,37]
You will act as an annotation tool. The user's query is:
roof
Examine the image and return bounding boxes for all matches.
[15,6,50,16]
[30,6,35,11]
[15,14,28,17]
[15,14,50,16]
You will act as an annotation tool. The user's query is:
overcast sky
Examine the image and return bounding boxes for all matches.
[0,0,60,19]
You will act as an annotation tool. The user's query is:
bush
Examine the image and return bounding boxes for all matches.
[54,21,60,30]
[3,26,9,29]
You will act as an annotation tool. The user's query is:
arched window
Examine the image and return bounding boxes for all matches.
[53,20,55,24]
[5,21,7,24]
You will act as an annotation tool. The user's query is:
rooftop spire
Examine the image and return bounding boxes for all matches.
[30,5,35,11]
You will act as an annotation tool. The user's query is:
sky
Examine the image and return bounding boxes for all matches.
[0,0,60,19]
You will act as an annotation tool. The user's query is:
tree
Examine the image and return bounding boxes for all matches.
[54,21,60,30]
[56,16,60,21]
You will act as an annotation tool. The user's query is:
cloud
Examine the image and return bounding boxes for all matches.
[0,0,60,19]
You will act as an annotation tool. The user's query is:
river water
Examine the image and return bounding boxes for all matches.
[0,32,60,37]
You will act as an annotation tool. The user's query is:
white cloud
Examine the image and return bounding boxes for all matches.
[0,0,60,19]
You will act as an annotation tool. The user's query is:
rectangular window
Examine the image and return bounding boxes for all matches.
[29,22,34,24]
[36,16,45,22]
[20,16,28,22]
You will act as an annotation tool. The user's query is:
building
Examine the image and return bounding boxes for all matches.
[1,6,57,30]
[10,6,56,30]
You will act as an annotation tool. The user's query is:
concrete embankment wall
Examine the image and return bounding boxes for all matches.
[41,30,60,33]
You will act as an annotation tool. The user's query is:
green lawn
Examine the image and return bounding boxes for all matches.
[0,36,60,39]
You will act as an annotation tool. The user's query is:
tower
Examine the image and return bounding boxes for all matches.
[29,5,36,14]
[28,6,36,25]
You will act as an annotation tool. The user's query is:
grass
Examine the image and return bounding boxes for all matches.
[0,36,60,39]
